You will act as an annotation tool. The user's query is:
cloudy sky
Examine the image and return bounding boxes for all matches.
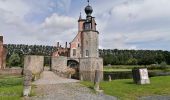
[0,0,170,50]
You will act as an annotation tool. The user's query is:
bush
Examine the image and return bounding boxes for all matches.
[160,62,168,70]
[8,53,21,67]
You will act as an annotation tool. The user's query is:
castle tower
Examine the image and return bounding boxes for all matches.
[81,1,99,58]
[78,1,103,81]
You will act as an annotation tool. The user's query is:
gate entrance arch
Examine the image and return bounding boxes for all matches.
[67,60,79,79]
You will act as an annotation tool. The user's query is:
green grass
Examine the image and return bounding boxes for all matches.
[0,75,23,100]
[81,76,170,100]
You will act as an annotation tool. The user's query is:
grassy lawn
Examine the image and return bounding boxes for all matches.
[0,75,23,100]
[81,76,170,100]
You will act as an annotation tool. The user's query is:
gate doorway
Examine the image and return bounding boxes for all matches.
[67,60,79,79]
[44,56,52,71]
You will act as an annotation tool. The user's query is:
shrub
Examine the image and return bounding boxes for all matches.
[160,62,168,70]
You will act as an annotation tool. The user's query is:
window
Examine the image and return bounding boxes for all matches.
[84,23,91,30]
[73,49,76,56]
[86,50,89,57]
[78,43,80,47]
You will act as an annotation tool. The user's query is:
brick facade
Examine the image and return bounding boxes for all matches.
[0,36,7,69]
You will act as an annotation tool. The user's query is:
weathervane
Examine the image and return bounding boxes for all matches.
[87,0,90,5]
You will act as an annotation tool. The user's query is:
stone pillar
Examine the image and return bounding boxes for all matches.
[108,75,112,82]
[24,55,44,80]
[23,70,32,97]
[132,68,150,85]
[94,70,101,91]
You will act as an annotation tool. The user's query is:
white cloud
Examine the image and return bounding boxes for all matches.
[0,0,30,17]
[0,0,76,46]
[0,0,170,50]
[41,13,76,32]
[95,0,170,50]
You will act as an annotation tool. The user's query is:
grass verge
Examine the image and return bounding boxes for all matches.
[81,76,170,100]
[0,75,23,100]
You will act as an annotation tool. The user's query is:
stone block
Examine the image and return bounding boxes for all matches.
[24,55,44,74]
[132,68,150,85]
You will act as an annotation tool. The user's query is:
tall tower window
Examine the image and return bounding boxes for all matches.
[86,50,89,57]
[73,49,76,56]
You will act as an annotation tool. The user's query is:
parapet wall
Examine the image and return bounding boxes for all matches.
[0,68,23,75]
[51,56,68,77]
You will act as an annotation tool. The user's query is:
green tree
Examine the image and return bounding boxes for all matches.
[127,58,138,65]
[8,53,21,67]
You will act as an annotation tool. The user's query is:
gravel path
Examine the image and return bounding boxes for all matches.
[139,95,170,100]
[32,71,79,85]
[27,71,117,100]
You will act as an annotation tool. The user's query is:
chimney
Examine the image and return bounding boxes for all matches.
[57,42,59,48]
[65,42,67,48]
[0,36,3,42]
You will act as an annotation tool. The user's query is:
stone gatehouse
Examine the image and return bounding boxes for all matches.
[52,2,103,81]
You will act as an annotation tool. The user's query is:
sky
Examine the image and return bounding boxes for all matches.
[0,0,170,50]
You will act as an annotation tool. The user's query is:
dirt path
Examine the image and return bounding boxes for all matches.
[27,71,117,100]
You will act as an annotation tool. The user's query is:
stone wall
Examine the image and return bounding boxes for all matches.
[24,55,44,75]
[79,57,103,81]
[51,56,68,77]
[0,68,23,75]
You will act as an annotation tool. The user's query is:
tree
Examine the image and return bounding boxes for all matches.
[8,53,21,67]
[127,58,138,65]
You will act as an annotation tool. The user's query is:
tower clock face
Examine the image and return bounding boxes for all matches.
[85,23,90,30]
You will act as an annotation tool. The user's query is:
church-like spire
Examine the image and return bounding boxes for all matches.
[79,12,82,20]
